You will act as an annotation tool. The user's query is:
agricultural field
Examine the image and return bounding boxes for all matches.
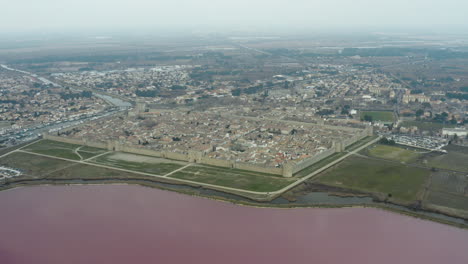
[169,165,294,192]
[22,140,107,161]
[425,170,468,216]
[426,191,468,213]
[429,171,467,195]
[360,111,395,122]
[421,146,468,173]
[91,152,186,176]
[365,144,422,163]
[316,156,430,202]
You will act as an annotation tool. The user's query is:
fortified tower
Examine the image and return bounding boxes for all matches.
[188,151,203,163]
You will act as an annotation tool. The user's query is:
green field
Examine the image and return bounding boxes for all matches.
[45,162,157,181]
[23,140,107,160]
[91,152,185,175]
[169,165,294,192]
[77,146,108,159]
[360,111,395,122]
[0,151,161,182]
[365,144,422,163]
[0,152,75,176]
[316,156,430,202]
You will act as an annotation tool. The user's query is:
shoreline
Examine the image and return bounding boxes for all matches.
[1,179,466,230]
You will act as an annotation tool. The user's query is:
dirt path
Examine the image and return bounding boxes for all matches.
[74,146,84,160]
[163,164,192,177]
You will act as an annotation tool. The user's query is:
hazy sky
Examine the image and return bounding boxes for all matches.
[1,0,468,33]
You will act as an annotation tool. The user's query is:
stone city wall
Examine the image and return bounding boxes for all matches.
[199,156,233,168]
[287,125,373,176]
[83,140,107,149]
[44,124,372,178]
[165,151,191,162]
[290,147,336,175]
[43,134,284,175]
[44,134,107,149]
[342,126,373,148]
[234,161,283,175]
[118,145,163,158]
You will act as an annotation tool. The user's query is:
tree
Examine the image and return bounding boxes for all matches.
[422,102,431,108]
[379,137,396,145]
[363,115,373,122]
[415,109,424,117]
[231,89,241,96]
[170,85,186,90]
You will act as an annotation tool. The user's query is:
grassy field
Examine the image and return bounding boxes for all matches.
[169,165,294,192]
[0,151,161,182]
[45,162,157,181]
[22,140,106,160]
[0,152,75,176]
[77,146,108,160]
[316,156,430,202]
[91,152,184,176]
[360,111,395,122]
[365,144,422,163]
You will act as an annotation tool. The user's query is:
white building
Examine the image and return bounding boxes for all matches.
[442,128,467,137]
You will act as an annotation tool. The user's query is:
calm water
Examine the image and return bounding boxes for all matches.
[0,185,467,264]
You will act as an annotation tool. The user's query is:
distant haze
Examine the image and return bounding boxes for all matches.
[1,0,468,34]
